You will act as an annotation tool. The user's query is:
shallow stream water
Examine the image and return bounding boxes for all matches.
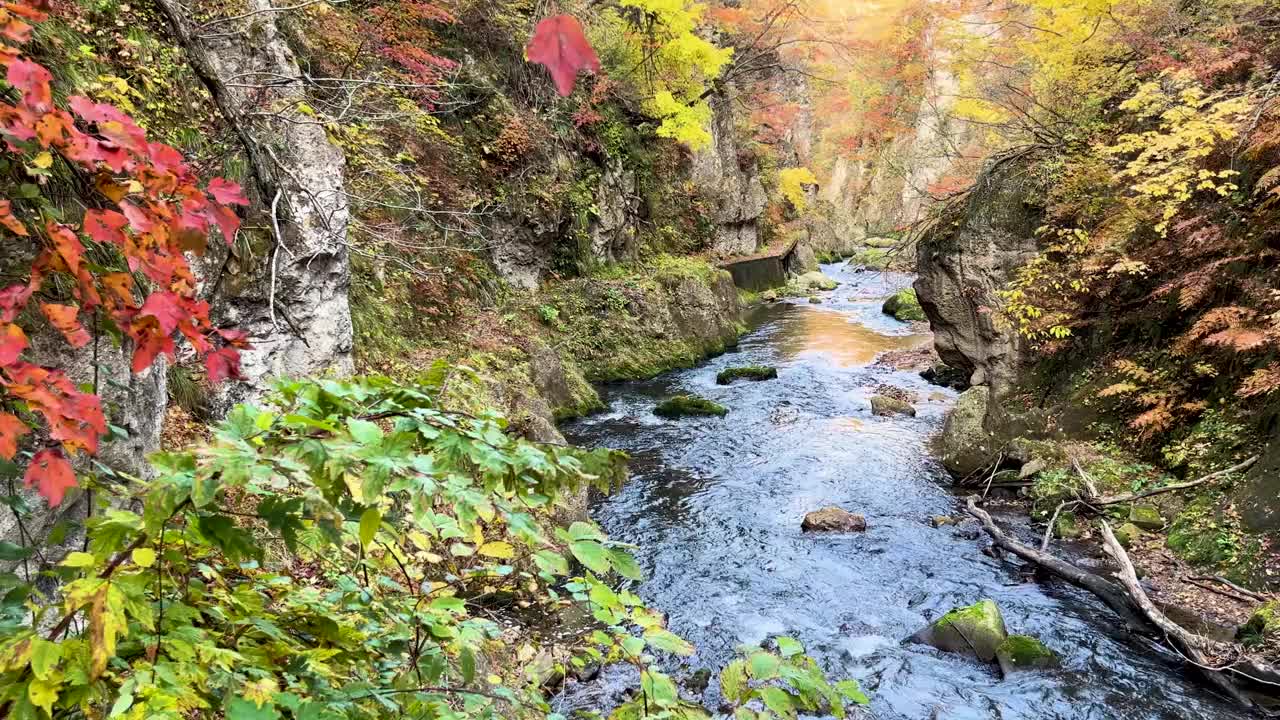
[559,262,1248,720]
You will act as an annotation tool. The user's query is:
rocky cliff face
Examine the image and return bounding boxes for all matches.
[161,0,355,414]
[914,155,1045,398]
[690,94,770,258]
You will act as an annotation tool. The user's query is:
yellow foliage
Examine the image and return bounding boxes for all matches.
[778,167,818,213]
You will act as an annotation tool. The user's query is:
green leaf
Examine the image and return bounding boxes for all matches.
[758,687,795,719]
[0,541,33,561]
[607,547,642,580]
[620,635,645,657]
[131,548,156,568]
[27,677,59,715]
[775,635,803,658]
[644,628,693,656]
[359,508,381,549]
[61,552,95,568]
[533,550,569,576]
[347,418,383,445]
[29,638,61,680]
[835,679,870,705]
[569,540,611,574]
[460,646,476,683]
[227,696,279,720]
[720,659,747,704]
[748,651,780,681]
[567,521,603,541]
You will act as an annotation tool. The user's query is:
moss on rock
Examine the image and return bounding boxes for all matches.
[1129,504,1165,530]
[911,599,1008,661]
[1113,522,1143,549]
[995,635,1058,675]
[716,366,778,385]
[654,395,728,419]
[1239,602,1280,646]
[882,288,926,322]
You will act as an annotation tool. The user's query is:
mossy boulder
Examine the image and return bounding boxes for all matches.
[940,386,997,478]
[1128,504,1165,530]
[911,599,1008,661]
[801,507,867,533]
[930,515,956,528]
[1239,602,1280,645]
[808,296,823,304]
[1113,522,1143,549]
[716,366,778,385]
[1054,511,1083,540]
[881,289,927,322]
[654,395,727,419]
[870,395,916,417]
[794,271,839,291]
[995,635,1058,675]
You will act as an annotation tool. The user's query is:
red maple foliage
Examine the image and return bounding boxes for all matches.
[525,15,600,97]
[0,0,249,506]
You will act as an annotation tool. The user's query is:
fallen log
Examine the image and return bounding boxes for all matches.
[964,496,1147,631]
[1099,520,1257,709]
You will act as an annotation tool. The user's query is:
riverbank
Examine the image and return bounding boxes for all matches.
[554,262,1244,720]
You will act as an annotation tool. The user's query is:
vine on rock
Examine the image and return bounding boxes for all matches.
[0,0,248,506]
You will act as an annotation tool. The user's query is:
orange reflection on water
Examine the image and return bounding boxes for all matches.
[776,307,928,367]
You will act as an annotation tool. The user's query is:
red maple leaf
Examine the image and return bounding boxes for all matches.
[40,303,90,347]
[7,57,51,111]
[138,291,185,334]
[83,208,128,246]
[207,177,249,206]
[0,322,27,364]
[0,199,28,236]
[25,447,76,507]
[525,15,600,96]
[46,221,83,276]
[131,324,175,373]
[205,346,243,383]
[0,412,28,460]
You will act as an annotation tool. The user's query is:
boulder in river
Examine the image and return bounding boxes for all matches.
[930,515,956,528]
[911,599,1008,661]
[871,395,916,417]
[717,366,778,385]
[794,271,839,291]
[882,288,927,322]
[995,635,1059,675]
[940,386,997,478]
[654,395,727,419]
[801,507,867,533]
[808,296,823,304]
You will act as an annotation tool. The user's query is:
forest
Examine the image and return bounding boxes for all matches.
[0,0,1278,718]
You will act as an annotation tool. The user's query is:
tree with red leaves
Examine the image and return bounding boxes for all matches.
[0,0,248,507]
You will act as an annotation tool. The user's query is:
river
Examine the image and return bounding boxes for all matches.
[559,261,1247,720]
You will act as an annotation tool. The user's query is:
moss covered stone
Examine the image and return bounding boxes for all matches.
[1113,522,1143,549]
[911,599,1008,661]
[1054,511,1083,540]
[808,296,823,304]
[1239,602,1280,645]
[995,635,1058,675]
[654,395,727,419]
[716,366,778,385]
[1129,504,1165,530]
[882,288,926,322]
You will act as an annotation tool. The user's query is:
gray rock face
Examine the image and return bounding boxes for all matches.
[914,156,1045,396]
[590,160,641,265]
[940,386,998,478]
[1234,431,1280,532]
[165,0,355,413]
[691,95,768,257]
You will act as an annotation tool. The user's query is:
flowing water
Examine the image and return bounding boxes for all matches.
[558,262,1250,720]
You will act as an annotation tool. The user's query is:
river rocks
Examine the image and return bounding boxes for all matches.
[717,366,778,385]
[760,289,779,302]
[940,386,998,478]
[1128,504,1164,530]
[871,395,916,417]
[874,383,919,403]
[920,362,970,391]
[654,395,728,419]
[808,296,823,304]
[930,515,956,528]
[792,271,839,292]
[911,599,1008,661]
[952,518,983,540]
[802,507,867,533]
[1113,522,1143,549]
[882,288,927,322]
[995,635,1059,675]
